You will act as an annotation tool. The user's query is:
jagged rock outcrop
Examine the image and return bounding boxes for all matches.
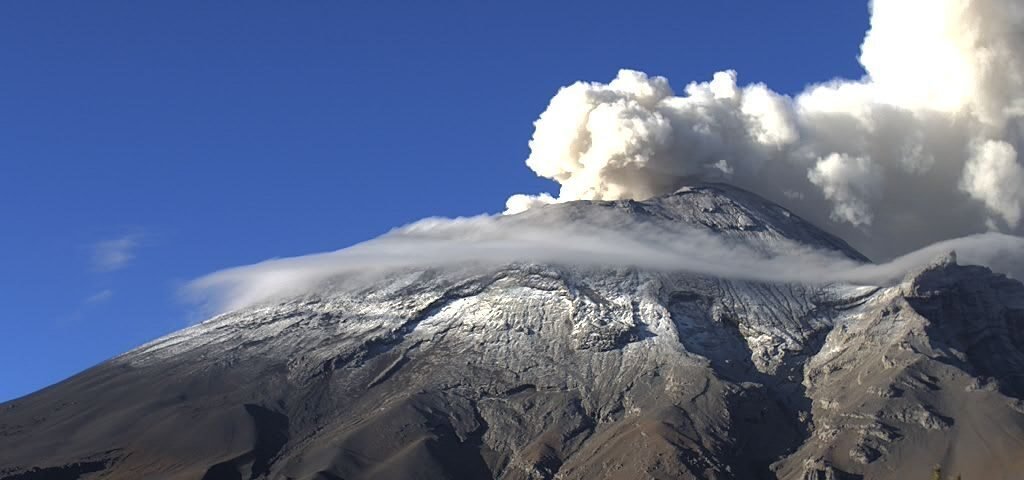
[1,184,1022,479]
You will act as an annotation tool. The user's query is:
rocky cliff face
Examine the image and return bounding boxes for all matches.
[2,185,1023,480]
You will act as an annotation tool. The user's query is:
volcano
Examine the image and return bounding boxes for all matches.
[2,184,1024,479]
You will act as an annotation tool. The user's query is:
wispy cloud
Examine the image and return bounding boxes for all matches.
[92,234,142,272]
[85,289,114,304]
[187,214,1024,313]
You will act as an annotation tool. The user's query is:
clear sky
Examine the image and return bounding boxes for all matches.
[0,1,868,402]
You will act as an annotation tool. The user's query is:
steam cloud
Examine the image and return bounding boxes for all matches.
[507,0,1024,259]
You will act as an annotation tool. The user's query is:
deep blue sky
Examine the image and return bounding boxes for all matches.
[0,1,869,402]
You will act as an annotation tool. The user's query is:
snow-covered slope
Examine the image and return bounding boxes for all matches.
[1,184,1022,480]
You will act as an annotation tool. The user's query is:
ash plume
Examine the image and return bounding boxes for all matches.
[508,0,1024,259]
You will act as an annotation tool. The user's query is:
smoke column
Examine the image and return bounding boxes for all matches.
[508,0,1024,259]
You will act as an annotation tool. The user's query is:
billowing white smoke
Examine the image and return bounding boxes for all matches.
[507,0,1024,259]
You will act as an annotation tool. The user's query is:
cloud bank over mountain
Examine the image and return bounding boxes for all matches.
[190,213,1024,312]
[508,0,1024,259]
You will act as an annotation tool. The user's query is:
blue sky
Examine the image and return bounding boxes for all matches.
[0,1,868,402]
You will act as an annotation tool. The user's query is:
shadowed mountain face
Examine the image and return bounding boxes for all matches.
[2,185,1024,480]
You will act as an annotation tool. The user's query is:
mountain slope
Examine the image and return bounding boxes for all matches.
[2,184,1022,480]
